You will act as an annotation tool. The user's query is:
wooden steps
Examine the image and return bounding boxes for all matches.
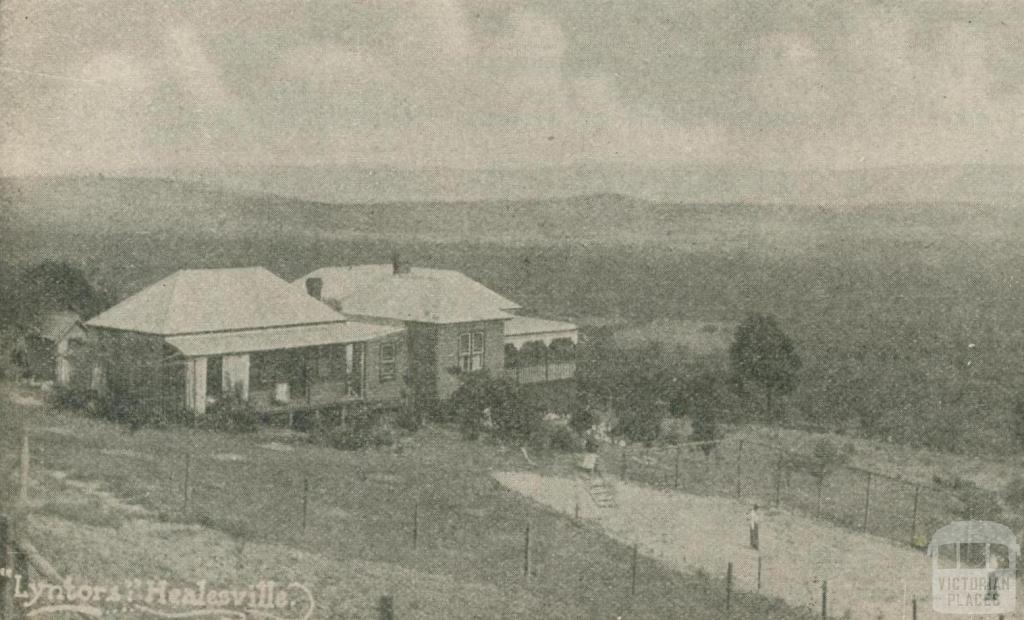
[588,476,617,509]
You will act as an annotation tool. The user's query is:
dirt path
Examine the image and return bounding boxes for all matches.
[495,471,993,620]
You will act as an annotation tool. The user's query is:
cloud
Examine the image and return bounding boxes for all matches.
[2,0,1022,174]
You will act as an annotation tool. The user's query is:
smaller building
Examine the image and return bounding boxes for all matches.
[86,267,406,417]
[20,311,91,387]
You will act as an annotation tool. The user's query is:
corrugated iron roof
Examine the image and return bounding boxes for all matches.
[166,322,403,357]
[87,267,345,335]
[504,316,578,337]
[296,265,520,324]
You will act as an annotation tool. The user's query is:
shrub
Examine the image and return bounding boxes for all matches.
[394,400,423,432]
[316,403,396,451]
[49,385,98,410]
[199,395,260,433]
[568,406,596,434]
[548,424,581,453]
[614,406,664,445]
[92,396,191,430]
[450,372,542,443]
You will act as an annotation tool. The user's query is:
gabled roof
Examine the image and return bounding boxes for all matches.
[295,265,520,324]
[87,267,345,335]
[31,311,83,341]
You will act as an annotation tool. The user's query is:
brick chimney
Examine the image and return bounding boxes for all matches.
[305,277,323,300]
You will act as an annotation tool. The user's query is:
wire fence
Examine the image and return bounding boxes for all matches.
[600,436,991,551]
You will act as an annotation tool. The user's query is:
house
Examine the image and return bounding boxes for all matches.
[294,261,578,405]
[20,310,92,387]
[85,267,406,416]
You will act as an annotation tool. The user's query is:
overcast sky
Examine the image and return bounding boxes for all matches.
[2,0,1022,175]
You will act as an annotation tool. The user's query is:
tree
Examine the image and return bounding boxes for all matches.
[675,372,721,457]
[729,313,801,421]
[2,260,113,326]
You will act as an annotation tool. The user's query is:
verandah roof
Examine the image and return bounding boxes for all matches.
[504,316,578,347]
[166,321,403,357]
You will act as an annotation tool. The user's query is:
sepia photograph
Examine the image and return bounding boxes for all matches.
[2,1,1024,617]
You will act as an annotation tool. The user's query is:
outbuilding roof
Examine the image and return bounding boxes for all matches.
[87,267,346,335]
[166,322,403,357]
[32,311,83,341]
[296,265,520,324]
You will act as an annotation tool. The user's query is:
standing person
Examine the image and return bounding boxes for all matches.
[748,504,760,551]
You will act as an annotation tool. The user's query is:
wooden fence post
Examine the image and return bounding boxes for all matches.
[912,597,917,620]
[774,454,783,507]
[413,503,419,549]
[630,543,638,595]
[19,434,29,506]
[726,562,733,613]
[183,452,192,513]
[673,444,681,488]
[863,472,872,531]
[301,477,309,533]
[379,594,394,620]
[821,580,827,620]
[621,446,627,481]
[735,440,744,499]
[910,485,921,545]
[757,555,762,591]
[1,514,13,620]
[523,524,531,582]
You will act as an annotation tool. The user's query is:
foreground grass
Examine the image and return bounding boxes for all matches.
[8,388,810,619]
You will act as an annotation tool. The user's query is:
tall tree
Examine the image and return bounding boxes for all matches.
[729,313,801,420]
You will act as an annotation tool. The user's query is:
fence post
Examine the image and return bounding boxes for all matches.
[774,453,783,507]
[19,434,29,506]
[726,562,733,613]
[301,477,309,533]
[183,452,192,513]
[910,485,921,545]
[379,594,394,620]
[621,446,627,481]
[1,514,12,620]
[757,554,762,591]
[630,543,638,595]
[523,524,531,582]
[821,580,827,620]
[674,444,681,488]
[413,503,419,549]
[912,597,917,620]
[863,472,872,531]
[735,440,744,499]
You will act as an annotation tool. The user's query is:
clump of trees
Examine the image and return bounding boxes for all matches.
[729,313,801,422]
[0,260,113,327]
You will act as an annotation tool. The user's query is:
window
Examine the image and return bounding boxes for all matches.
[380,342,397,382]
[459,331,485,372]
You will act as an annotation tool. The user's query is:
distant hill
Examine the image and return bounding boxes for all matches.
[154,163,1024,206]
[3,174,1023,251]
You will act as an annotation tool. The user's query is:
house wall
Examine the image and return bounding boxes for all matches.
[93,329,185,413]
[433,319,506,400]
[363,333,407,403]
[23,335,55,381]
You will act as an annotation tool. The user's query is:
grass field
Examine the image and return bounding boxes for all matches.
[3,383,810,619]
